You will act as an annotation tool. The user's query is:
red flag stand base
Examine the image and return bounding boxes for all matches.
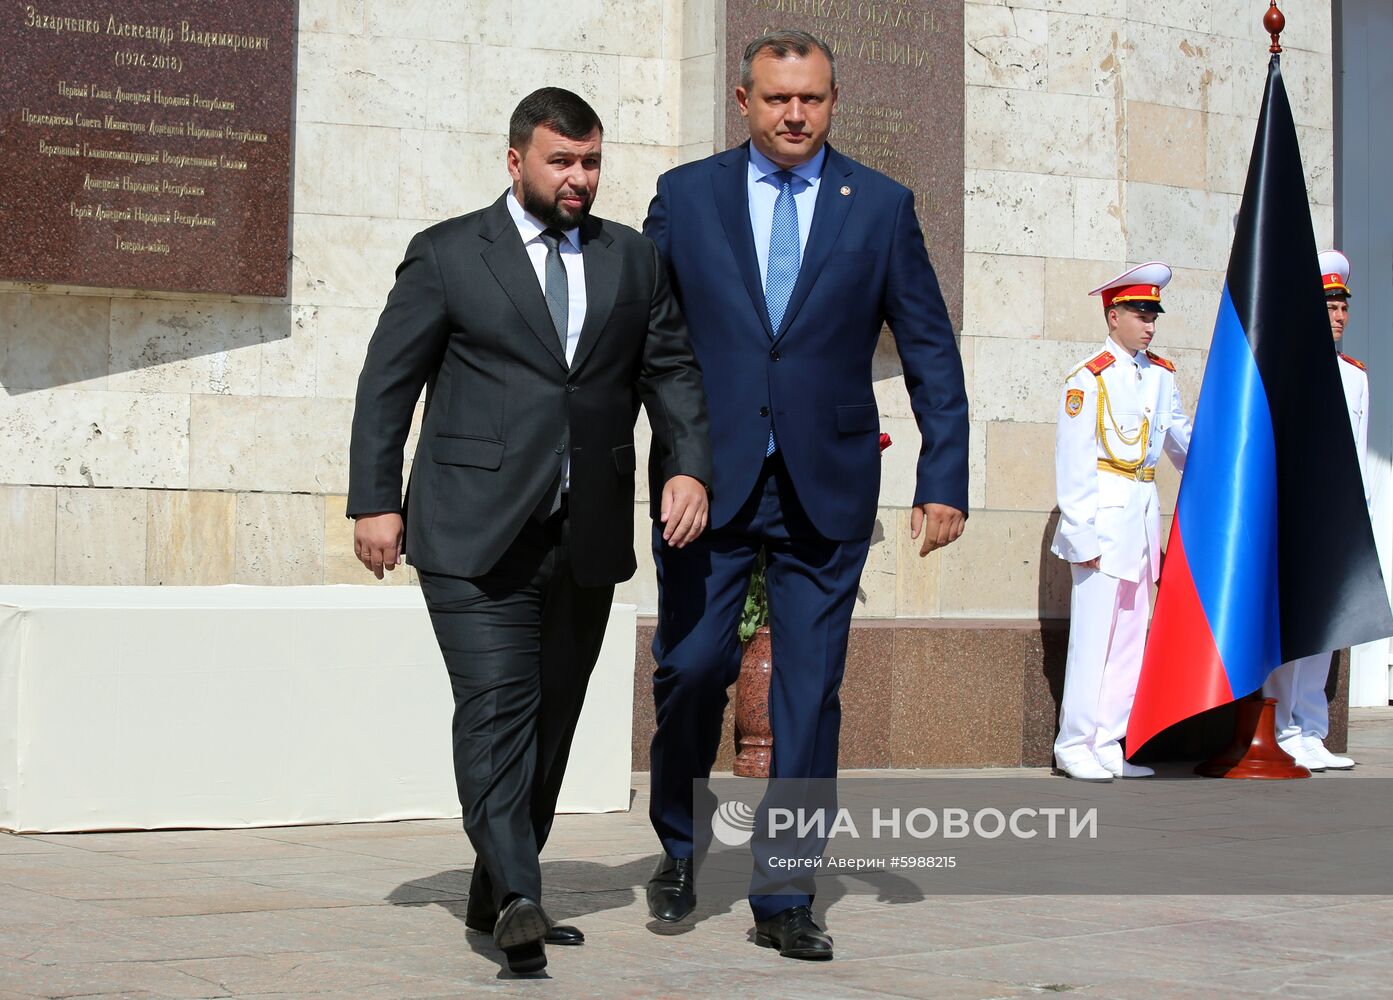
[1193,695,1311,779]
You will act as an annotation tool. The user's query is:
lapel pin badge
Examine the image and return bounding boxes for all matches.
[840,185,851,196]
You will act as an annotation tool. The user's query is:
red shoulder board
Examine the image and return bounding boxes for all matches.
[1340,353,1367,371]
[1085,351,1115,375]
[1145,350,1175,372]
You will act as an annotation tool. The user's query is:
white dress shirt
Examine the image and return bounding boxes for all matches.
[747,144,824,290]
[506,189,585,488]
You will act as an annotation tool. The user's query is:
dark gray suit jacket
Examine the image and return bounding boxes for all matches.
[348,193,711,586]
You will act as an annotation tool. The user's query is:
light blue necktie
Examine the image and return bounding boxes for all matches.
[765,170,800,456]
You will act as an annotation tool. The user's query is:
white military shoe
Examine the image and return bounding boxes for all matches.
[1303,736,1354,770]
[1277,734,1326,772]
[1097,755,1155,778]
[1055,758,1113,782]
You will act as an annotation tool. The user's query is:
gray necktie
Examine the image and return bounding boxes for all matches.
[537,228,568,520]
[539,228,569,352]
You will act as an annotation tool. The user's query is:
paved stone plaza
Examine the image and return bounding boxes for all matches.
[3,709,1391,999]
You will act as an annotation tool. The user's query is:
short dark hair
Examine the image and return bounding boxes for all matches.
[508,87,603,149]
[739,30,838,90]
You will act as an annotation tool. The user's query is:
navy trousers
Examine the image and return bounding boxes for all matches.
[649,453,871,918]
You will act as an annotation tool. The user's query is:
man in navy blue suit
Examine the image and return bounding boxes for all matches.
[642,30,970,959]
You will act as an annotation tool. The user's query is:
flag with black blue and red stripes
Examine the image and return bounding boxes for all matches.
[1126,53,1393,753]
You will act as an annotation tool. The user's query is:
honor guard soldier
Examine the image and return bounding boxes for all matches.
[1051,263,1193,781]
[1262,249,1366,772]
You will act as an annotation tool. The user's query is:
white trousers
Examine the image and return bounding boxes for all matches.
[1262,652,1333,741]
[1055,556,1151,766]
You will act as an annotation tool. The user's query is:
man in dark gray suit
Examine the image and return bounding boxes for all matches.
[348,88,711,976]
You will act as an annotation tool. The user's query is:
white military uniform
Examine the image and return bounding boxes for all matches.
[1052,336,1192,774]
[1339,352,1371,500]
[1263,253,1367,770]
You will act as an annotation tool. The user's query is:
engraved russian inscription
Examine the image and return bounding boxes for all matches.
[1,2,294,295]
[726,0,964,329]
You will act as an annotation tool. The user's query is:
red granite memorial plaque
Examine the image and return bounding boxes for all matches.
[724,1,964,329]
[0,2,295,296]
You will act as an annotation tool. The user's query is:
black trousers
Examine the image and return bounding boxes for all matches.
[417,505,615,913]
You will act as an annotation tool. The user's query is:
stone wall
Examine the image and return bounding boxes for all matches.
[0,0,1334,619]
[0,0,698,586]
[942,0,1334,619]
[623,0,1336,620]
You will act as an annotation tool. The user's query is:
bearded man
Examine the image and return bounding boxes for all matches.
[348,87,711,975]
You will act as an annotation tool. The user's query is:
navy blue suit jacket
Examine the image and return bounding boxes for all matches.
[643,142,969,541]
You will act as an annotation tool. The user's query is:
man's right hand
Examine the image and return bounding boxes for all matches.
[1074,557,1101,570]
[354,512,404,579]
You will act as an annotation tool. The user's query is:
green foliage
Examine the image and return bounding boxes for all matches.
[738,549,768,644]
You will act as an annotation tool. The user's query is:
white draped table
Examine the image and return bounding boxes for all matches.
[0,586,634,833]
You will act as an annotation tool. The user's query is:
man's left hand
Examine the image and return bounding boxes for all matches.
[661,475,708,548]
[910,503,966,557]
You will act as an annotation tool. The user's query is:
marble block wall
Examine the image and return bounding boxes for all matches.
[624,0,1336,620]
[0,0,1335,618]
[944,0,1335,621]
[0,0,706,586]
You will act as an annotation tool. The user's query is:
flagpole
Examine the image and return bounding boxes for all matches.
[1191,0,1310,780]
[1129,0,1392,760]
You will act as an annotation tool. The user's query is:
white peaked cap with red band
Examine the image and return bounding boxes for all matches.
[1088,261,1172,312]
[1318,249,1351,298]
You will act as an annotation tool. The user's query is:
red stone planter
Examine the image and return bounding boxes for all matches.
[733,626,772,778]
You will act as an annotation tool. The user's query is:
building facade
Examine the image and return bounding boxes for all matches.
[3,2,1369,713]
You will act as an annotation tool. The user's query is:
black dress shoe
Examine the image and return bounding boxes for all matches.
[466,913,584,946]
[753,905,833,960]
[540,923,584,946]
[646,852,696,922]
[492,896,550,974]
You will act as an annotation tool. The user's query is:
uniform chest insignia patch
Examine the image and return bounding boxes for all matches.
[1144,350,1175,372]
[1084,352,1115,375]
[1065,388,1085,417]
[1340,353,1367,371]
